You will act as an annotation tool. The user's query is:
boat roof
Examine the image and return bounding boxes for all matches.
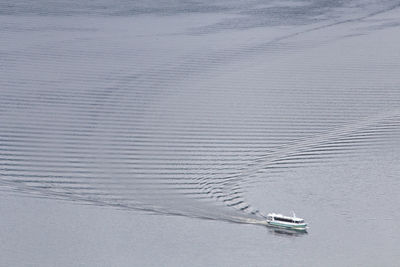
[267,213,304,221]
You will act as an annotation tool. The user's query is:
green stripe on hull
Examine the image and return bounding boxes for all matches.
[268,221,307,230]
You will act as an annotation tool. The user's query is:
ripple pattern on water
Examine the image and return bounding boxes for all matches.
[1,1,400,224]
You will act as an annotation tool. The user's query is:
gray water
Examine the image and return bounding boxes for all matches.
[1,0,400,266]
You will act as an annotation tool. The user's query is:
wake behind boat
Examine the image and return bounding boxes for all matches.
[265,212,308,231]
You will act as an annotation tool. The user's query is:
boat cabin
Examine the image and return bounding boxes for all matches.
[267,213,305,224]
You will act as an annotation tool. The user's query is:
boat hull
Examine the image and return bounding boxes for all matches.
[267,221,308,231]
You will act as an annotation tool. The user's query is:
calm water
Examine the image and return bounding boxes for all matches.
[1,0,400,266]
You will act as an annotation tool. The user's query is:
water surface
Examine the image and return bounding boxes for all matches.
[1,0,400,266]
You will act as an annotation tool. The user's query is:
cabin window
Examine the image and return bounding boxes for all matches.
[272,216,304,224]
[273,217,294,223]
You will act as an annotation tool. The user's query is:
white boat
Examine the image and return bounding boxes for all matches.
[266,212,308,231]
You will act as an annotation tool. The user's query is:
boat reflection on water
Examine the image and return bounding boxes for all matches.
[268,227,308,237]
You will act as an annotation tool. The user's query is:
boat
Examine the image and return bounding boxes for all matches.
[265,212,308,231]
